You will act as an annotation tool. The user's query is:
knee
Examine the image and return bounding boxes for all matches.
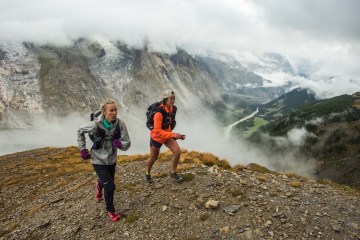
[149,152,160,162]
[173,148,181,158]
[148,156,158,163]
[104,181,115,192]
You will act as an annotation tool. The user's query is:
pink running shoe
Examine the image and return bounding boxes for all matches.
[95,181,103,202]
[107,211,120,222]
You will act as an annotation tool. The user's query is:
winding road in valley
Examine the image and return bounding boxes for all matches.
[224,108,259,138]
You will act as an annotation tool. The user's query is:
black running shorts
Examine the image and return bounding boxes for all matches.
[150,138,163,148]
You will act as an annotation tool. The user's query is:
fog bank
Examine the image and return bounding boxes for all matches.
[0,108,316,177]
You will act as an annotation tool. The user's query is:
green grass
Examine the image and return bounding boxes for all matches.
[125,215,139,224]
[246,163,277,175]
[317,179,360,195]
[181,173,195,182]
[258,95,358,137]
[298,95,353,119]
[244,117,268,137]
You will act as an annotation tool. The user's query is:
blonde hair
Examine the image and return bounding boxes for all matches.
[100,99,117,113]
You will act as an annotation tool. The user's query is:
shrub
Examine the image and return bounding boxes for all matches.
[246,163,276,174]
[289,181,302,188]
[125,215,139,224]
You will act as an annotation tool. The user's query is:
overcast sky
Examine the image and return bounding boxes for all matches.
[1,0,359,97]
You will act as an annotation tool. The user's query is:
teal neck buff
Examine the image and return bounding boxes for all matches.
[103,118,113,130]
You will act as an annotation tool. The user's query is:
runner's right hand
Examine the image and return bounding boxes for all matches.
[80,149,91,160]
[173,133,186,140]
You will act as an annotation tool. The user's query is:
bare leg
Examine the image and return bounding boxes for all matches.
[164,139,181,172]
[146,145,160,174]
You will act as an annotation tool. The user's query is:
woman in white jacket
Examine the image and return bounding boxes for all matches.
[77,99,131,222]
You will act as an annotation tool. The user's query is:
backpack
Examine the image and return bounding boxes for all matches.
[89,110,121,149]
[146,102,177,130]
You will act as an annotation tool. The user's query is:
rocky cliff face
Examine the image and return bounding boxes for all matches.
[0,40,281,128]
[0,43,43,128]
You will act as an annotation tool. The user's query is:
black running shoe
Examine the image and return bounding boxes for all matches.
[145,173,153,184]
[170,172,183,183]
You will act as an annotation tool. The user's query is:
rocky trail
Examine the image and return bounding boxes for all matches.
[0,147,360,239]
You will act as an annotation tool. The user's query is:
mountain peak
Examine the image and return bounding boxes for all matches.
[259,87,317,120]
[170,48,198,68]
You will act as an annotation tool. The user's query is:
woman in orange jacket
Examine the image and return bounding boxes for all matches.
[145,90,185,183]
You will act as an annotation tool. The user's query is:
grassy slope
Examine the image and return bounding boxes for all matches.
[259,94,357,136]
[1,146,359,239]
[0,147,232,190]
[297,94,354,119]
[231,89,317,137]
[258,88,317,122]
[249,94,360,189]
[244,117,269,138]
[2,146,358,191]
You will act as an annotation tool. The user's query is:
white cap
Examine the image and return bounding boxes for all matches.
[163,89,175,99]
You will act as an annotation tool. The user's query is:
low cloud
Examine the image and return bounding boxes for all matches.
[0,0,359,97]
[256,127,317,177]
[254,71,360,99]
[0,107,317,177]
[0,0,357,177]
[275,127,315,147]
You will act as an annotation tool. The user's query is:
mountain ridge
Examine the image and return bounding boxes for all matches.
[247,92,360,189]
[0,40,286,128]
[229,88,317,138]
[1,146,359,239]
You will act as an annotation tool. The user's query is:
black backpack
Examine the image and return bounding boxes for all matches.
[146,102,177,130]
[89,110,121,149]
